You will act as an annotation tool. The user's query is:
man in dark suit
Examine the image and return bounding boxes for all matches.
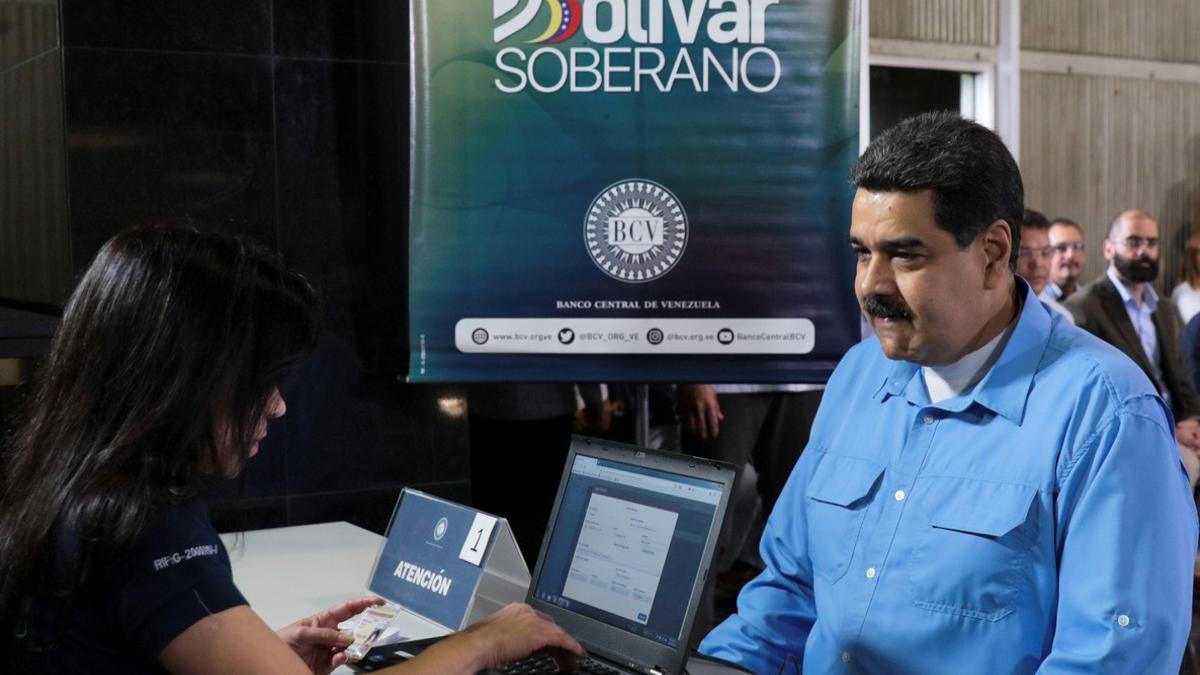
[1064,209,1200,484]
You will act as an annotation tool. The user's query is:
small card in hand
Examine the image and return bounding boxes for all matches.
[344,602,402,661]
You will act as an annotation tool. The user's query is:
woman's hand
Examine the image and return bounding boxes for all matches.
[277,596,386,675]
[459,603,586,672]
[413,603,586,674]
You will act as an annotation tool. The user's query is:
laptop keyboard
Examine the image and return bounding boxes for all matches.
[494,653,627,674]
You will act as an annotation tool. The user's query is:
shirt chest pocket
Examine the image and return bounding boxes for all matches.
[806,453,885,583]
[905,476,1039,622]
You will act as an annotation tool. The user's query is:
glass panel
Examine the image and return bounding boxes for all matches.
[959,72,977,120]
[869,66,963,139]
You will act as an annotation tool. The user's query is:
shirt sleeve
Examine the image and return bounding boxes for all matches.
[109,505,248,660]
[1039,397,1197,673]
[699,452,818,674]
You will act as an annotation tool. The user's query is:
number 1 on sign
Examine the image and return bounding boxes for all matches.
[459,512,497,566]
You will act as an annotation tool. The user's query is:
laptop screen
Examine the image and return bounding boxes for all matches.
[531,453,725,649]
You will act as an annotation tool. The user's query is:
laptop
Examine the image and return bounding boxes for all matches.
[360,435,736,675]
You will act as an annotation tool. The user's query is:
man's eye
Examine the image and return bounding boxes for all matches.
[852,248,869,261]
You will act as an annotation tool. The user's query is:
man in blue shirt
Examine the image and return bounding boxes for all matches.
[700,112,1196,673]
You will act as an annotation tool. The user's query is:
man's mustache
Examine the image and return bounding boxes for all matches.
[865,295,914,321]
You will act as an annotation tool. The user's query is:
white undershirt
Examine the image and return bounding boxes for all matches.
[922,319,1016,404]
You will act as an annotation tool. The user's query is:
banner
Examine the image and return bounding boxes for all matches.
[409,0,862,382]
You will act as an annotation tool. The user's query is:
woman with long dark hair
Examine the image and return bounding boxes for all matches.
[0,224,581,674]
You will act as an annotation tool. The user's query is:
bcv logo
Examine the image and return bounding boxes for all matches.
[494,0,581,44]
[586,179,687,283]
[608,215,665,254]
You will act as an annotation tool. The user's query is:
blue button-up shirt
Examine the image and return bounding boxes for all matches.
[701,283,1196,674]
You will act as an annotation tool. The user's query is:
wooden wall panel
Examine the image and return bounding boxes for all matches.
[1022,0,1200,64]
[871,0,997,45]
[1020,71,1200,295]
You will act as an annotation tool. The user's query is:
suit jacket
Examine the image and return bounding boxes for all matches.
[1064,273,1200,421]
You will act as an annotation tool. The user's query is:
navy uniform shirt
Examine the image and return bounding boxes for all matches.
[17,500,247,674]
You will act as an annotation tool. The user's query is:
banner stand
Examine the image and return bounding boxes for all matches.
[408,0,862,384]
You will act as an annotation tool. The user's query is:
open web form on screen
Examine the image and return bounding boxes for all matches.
[534,455,722,647]
[563,492,679,624]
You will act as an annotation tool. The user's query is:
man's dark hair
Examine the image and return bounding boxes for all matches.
[851,111,1025,270]
[1023,209,1050,230]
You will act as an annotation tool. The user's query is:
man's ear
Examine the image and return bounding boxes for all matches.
[981,219,1014,280]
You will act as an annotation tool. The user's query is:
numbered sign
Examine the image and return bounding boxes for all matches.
[459,513,497,566]
[367,489,528,630]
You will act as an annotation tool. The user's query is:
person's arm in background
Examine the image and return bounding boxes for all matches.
[1037,398,1196,672]
[678,384,723,439]
[574,384,612,434]
[1163,308,1200,486]
[160,603,584,675]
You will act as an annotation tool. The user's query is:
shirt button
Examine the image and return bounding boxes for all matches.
[894,490,906,501]
[865,567,877,579]
[1117,614,1131,627]
[842,652,851,663]
[923,414,935,425]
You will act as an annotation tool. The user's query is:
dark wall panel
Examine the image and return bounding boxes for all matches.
[0,1,69,308]
[274,57,409,371]
[273,0,409,62]
[32,0,470,534]
[63,48,278,269]
[0,50,69,306]
[60,0,271,54]
[0,0,59,70]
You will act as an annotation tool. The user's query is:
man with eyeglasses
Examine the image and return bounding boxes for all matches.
[1064,209,1200,485]
[1017,209,1075,324]
[1047,218,1086,300]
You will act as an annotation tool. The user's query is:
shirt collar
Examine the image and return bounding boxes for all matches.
[874,278,1049,425]
[1106,265,1158,312]
[1045,281,1064,300]
[922,320,1012,403]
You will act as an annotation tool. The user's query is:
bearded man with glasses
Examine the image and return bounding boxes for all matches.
[1064,209,1200,485]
